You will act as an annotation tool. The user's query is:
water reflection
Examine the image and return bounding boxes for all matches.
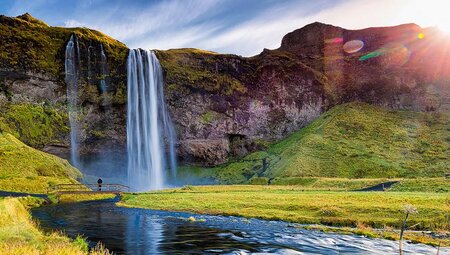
[32,199,447,255]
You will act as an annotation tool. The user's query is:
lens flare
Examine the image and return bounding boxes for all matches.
[325,37,344,44]
[417,33,425,39]
[359,50,383,61]
[343,40,364,53]
[359,43,410,67]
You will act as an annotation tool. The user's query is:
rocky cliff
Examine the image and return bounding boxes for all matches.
[157,23,450,166]
[0,14,449,168]
[0,13,128,160]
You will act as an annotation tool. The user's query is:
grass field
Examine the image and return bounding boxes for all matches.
[57,194,117,203]
[0,132,81,193]
[119,185,450,246]
[206,103,449,184]
[0,197,110,255]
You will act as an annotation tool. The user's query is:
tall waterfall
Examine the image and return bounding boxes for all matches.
[65,35,80,168]
[127,49,177,191]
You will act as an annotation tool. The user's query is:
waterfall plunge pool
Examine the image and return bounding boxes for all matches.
[31,199,447,255]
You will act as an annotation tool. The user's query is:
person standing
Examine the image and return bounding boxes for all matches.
[97,178,103,191]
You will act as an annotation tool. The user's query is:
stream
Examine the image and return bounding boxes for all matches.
[31,198,448,255]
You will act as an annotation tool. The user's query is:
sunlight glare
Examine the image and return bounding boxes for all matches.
[405,0,450,34]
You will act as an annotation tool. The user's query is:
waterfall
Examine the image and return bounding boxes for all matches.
[65,35,79,168]
[99,44,108,93]
[87,43,93,85]
[127,49,177,191]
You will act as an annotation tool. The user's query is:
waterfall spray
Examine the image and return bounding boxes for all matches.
[126,49,177,191]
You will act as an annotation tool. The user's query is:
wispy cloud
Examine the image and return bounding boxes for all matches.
[2,0,448,56]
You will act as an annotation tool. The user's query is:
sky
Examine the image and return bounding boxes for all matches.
[1,0,449,56]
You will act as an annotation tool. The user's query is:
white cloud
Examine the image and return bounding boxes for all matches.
[190,0,450,56]
[64,19,85,27]
[63,0,220,43]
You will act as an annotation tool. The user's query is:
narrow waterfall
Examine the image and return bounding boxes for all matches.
[127,49,177,191]
[65,35,79,168]
[87,43,93,85]
[99,44,108,93]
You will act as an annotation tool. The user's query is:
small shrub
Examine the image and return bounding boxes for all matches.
[248,177,269,185]
[74,235,89,253]
[181,185,194,191]
[318,206,342,217]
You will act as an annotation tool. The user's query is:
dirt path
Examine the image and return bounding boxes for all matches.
[357,181,399,191]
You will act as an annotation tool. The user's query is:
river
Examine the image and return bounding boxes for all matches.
[32,198,447,255]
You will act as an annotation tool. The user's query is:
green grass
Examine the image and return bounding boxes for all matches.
[212,102,449,183]
[0,102,68,148]
[120,185,450,246]
[0,132,81,193]
[57,194,116,203]
[0,197,110,254]
[390,178,449,192]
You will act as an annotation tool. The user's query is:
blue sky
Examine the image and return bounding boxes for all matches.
[1,0,448,56]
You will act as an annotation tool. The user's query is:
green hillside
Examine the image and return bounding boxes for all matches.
[215,102,449,183]
[0,132,81,193]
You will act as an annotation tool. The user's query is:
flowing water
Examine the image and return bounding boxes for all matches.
[127,49,177,191]
[32,200,447,255]
[65,35,80,168]
[99,43,108,93]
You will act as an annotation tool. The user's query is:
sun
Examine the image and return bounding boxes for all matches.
[406,0,450,34]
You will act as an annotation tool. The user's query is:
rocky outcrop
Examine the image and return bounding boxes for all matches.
[157,48,326,165]
[157,23,449,165]
[1,14,449,167]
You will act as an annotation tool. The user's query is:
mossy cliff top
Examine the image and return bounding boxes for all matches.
[155,49,248,96]
[0,13,128,78]
[155,47,326,101]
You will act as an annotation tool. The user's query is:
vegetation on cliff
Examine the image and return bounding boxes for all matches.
[0,102,68,147]
[155,49,247,97]
[0,13,129,155]
[0,132,80,193]
[212,102,449,183]
[0,13,128,77]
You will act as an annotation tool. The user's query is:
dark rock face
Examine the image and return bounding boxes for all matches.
[1,15,449,167]
[157,49,326,165]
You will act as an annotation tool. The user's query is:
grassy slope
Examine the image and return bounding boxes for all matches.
[214,102,449,183]
[0,197,110,255]
[0,132,81,193]
[120,186,450,246]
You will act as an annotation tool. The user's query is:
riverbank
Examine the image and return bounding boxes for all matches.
[0,197,110,255]
[119,185,450,246]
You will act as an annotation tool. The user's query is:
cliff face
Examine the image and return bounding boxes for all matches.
[157,23,450,166]
[0,14,449,167]
[0,13,128,159]
[156,49,326,165]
